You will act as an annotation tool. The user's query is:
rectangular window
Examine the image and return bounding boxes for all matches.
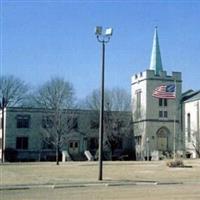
[159,99,167,107]
[187,113,191,142]
[159,99,163,106]
[136,90,142,117]
[69,141,79,149]
[74,142,78,148]
[164,111,168,118]
[159,111,168,118]
[135,136,142,146]
[42,116,53,129]
[16,137,28,149]
[164,99,168,106]
[69,142,73,148]
[159,111,163,118]
[16,115,30,128]
[68,117,78,129]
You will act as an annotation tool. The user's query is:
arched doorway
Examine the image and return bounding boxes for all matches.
[156,127,169,151]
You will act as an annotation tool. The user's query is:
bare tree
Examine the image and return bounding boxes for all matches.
[82,87,133,160]
[33,77,76,165]
[33,77,75,109]
[0,75,28,106]
[83,87,131,111]
[109,87,131,111]
[83,89,106,111]
[40,110,78,164]
[190,130,200,158]
[103,110,133,160]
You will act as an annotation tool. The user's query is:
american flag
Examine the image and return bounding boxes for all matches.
[152,84,176,99]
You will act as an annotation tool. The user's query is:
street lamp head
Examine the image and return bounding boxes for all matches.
[95,26,103,36]
[95,26,113,39]
[105,28,113,36]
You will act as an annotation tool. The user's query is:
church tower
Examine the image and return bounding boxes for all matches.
[131,28,183,160]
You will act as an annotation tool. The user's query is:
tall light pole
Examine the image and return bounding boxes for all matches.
[146,137,149,161]
[95,26,113,181]
[0,97,7,163]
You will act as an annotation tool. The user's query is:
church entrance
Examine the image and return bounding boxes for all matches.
[156,127,169,151]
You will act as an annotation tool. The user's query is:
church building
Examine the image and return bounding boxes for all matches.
[131,27,184,160]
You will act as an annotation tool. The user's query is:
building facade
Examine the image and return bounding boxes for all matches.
[131,28,183,160]
[0,107,133,161]
[182,91,200,158]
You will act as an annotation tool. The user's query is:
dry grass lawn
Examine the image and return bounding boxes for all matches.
[1,160,200,185]
[1,160,200,200]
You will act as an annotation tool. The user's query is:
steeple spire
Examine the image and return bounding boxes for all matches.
[150,27,163,75]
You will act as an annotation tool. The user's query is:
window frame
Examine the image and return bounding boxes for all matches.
[67,117,78,130]
[16,137,29,150]
[135,89,142,117]
[163,111,168,118]
[159,110,163,118]
[42,115,54,129]
[187,113,191,142]
[159,98,168,107]
[16,115,30,129]
[164,99,168,107]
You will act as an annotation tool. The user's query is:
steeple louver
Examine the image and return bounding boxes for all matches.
[150,27,163,75]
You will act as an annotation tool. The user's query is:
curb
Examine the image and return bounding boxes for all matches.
[0,180,185,191]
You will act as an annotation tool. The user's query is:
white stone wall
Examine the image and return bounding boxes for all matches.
[184,100,200,158]
[131,71,147,119]
[131,69,183,159]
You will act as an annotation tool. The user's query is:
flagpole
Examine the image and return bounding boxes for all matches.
[152,81,177,159]
[173,115,176,160]
[173,79,177,160]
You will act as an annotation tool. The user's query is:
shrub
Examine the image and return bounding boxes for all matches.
[166,159,184,168]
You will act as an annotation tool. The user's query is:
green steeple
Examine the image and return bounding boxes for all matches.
[149,27,163,75]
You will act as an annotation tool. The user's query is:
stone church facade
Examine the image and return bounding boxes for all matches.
[131,28,184,160]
